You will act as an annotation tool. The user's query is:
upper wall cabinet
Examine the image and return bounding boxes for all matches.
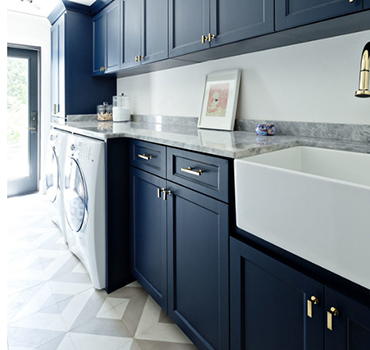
[169,0,274,57]
[209,0,274,48]
[275,0,364,31]
[92,0,121,75]
[121,0,168,69]
[51,10,116,120]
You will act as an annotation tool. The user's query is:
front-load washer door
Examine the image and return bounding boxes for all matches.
[64,157,88,234]
[46,146,59,203]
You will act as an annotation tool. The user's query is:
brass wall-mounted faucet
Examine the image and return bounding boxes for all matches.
[355,42,370,98]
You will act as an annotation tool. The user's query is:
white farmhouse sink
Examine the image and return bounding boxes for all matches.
[235,146,370,289]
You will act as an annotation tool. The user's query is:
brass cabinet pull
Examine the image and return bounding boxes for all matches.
[138,153,152,160]
[135,56,139,62]
[139,55,144,61]
[349,0,354,2]
[327,307,339,331]
[157,188,164,198]
[208,33,215,42]
[201,35,208,44]
[100,66,106,72]
[162,190,171,201]
[181,167,203,176]
[53,104,57,114]
[307,296,319,318]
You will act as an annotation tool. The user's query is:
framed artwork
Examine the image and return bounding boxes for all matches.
[198,69,241,131]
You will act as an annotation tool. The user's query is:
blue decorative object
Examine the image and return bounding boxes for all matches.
[255,124,275,136]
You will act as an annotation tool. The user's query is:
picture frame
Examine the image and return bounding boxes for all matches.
[198,69,241,131]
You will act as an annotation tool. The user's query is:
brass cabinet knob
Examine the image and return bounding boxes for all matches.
[100,66,106,72]
[139,55,144,61]
[307,296,319,318]
[327,307,339,331]
[208,33,215,42]
[135,56,138,62]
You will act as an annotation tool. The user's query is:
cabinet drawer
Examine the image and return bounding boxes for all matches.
[130,139,166,177]
[167,147,229,202]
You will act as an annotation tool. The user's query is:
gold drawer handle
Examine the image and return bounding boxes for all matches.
[327,307,339,331]
[307,296,319,318]
[181,167,203,176]
[138,153,152,160]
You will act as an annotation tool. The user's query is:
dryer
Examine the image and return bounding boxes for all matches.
[63,134,106,290]
[46,129,69,242]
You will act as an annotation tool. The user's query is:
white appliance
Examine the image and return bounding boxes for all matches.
[63,134,106,290]
[46,129,69,242]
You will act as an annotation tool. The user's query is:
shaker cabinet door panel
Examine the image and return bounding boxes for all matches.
[275,0,363,31]
[92,10,106,75]
[210,0,274,47]
[130,168,168,311]
[169,0,210,57]
[121,0,142,69]
[230,237,324,350]
[168,183,229,350]
[106,0,121,72]
[142,0,168,64]
[365,0,370,9]
[325,287,370,350]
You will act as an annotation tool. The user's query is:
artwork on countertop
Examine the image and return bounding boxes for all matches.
[198,69,241,131]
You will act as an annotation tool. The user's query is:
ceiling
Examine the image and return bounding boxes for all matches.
[7,0,96,18]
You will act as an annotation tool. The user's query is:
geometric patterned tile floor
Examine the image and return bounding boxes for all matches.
[7,192,198,350]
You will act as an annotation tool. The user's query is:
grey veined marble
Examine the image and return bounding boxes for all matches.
[52,114,370,159]
[235,119,370,143]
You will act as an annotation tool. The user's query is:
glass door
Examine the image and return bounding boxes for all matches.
[7,47,38,197]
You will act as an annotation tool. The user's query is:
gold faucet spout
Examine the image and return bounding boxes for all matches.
[355,41,370,98]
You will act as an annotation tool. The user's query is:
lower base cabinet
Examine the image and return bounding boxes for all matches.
[230,236,370,350]
[129,141,229,350]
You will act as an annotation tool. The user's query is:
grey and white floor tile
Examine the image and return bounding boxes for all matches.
[7,193,198,350]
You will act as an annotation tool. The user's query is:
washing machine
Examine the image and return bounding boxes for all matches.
[46,129,69,242]
[63,134,106,290]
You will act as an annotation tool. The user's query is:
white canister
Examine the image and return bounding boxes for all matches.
[113,94,131,122]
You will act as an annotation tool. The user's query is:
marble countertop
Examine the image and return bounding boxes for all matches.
[53,120,370,159]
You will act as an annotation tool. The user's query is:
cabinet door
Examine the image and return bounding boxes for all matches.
[168,183,229,350]
[106,0,121,73]
[92,10,106,75]
[275,0,363,31]
[230,237,324,350]
[121,0,142,69]
[325,287,370,350]
[210,0,274,47]
[142,0,168,64]
[130,167,168,311]
[365,0,370,9]
[169,0,210,57]
[51,22,60,118]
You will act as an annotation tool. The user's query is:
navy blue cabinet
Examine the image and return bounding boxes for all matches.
[121,0,168,69]
[129,140,230,350]
[230,236,370,350]
[325,287,370,350]
[275,0,363,31]
[130,167,168,311]
[92,0,121,75]
[50,10,116,121]
[230,237,324,350]
[365,0,370,9]
[209,0,274,48]
[169,0,209,57]
[168,182,229,350]
[169,0,274,57]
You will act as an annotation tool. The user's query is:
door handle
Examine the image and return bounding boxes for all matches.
[307,296,319,318]
[327,307,339,331]
[180,167,203,176]
[138,153,152,160]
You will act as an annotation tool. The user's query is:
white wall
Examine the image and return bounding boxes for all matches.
[7,11,51,193]
[117,30,370,125]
